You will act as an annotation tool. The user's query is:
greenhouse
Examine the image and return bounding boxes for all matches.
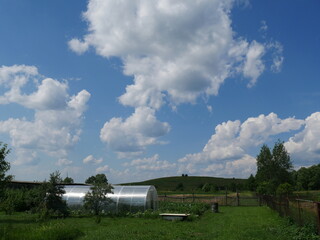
[62,185,158,213]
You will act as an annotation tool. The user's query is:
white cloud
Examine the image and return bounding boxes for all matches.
[285,112,320,165]
[100,107,170,156]
[178,113,305,178]
[68,38,89,55]
[69,0,284,159]
[70,0,282,109]
[57,158,73,166]
[243,41,265,87]
[123,154,176,171]
[268,41,284,73]
[260,20,268,32]
[83,155,103,164]
[0,65,91,165]
[96,165,110,173]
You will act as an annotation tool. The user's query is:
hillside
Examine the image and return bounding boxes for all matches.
[121,176,248,193]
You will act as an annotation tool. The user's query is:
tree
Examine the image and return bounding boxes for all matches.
[84,174,113,221]
[85,173,108,185]
[276,183,293,197]
[247,174,257,191]
[202,183,214,192]
[175,182,184,191]
[255,140,293,194]
[295,164,320,190]
[63,176,74,184]
[0,142,12,201]
[40,171,69,218]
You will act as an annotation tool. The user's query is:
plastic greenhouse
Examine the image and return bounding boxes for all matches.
[62,185,158,213]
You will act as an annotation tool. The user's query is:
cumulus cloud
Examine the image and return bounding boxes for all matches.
[96,165,110,173]
[69,0,282,110]
[83,155,103,164]
[69,0,284,157]
[285,112,320,165]
[243,41,265,87]
[0,65,91,165]
[68,38,89,55]
[178,113,305,178]
[57,158,73,166]
[123,154,176,171]
[100,107,170,156]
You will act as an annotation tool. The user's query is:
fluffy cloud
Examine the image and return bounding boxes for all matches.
[285,112,320,165]
[57,158,73,166]
[68,38,89,55]
[0,65,90,165]
[69,0,283,157]
[70,0,282,109]
[96,165,110,173]
[242,41,265,87]
[178,113,305,178]
[83,155,103,164]
[100,107,170,156]
[123,154,176,171]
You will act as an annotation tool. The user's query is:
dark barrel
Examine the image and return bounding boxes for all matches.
[212,202,219,213]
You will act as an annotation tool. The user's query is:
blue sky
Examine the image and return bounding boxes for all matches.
[0,0,319,183]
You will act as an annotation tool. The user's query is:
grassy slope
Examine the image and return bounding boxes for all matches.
[0,207,302,240]
[121,176,247,192]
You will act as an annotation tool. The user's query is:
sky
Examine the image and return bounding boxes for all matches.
[0,0,320,184]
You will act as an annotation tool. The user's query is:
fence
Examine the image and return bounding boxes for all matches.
[158,193,260,206]
[261,195,320,234]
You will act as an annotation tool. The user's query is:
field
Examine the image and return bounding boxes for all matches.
[0,206,314,240]
[294,190,320,202]
[122,176,247,193]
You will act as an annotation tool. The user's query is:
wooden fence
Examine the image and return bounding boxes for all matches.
[261,195,320,234]
[159,193,320,233]
[158,193,260,206]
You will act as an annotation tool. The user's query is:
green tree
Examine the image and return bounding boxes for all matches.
[0,142,12,201]
[175,182,184,191]
[255,141,293,194]
[202,183,215,192]
[247,174,257,191]
[85,173,108,185]
[40,171,69,218]
[295,164,320,190]
[276,183,293,197]
[256,181,274,195]
[84,174,113,221]
[63,176,74,184]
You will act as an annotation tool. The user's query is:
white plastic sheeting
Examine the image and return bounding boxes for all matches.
[62,185,158,213]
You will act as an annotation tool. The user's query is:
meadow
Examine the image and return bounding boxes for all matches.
[1,206,318,240]
[123,176,247,193]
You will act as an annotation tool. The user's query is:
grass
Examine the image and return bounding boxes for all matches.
[1,206,316,240]
[121,176,247,193]
[294,190,320,201]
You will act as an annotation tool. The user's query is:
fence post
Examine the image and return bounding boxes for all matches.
[225,190,228,206]
[259,195,262,206]
[297,200,302,226]
[236,192,240,206]
[316,202,320,235]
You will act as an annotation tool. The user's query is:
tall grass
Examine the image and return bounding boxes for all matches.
[1,206,319,240]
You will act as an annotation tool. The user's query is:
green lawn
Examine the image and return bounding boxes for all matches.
[122,176,247,193]
[0,207,317,240]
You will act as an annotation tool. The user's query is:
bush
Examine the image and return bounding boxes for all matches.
[159,202,209,216]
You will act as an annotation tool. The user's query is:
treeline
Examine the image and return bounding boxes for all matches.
[0,142,112,220]
[292,164,320,191]
[247,140,320,196]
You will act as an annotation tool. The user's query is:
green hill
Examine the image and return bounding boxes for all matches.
[121,176,248,193]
